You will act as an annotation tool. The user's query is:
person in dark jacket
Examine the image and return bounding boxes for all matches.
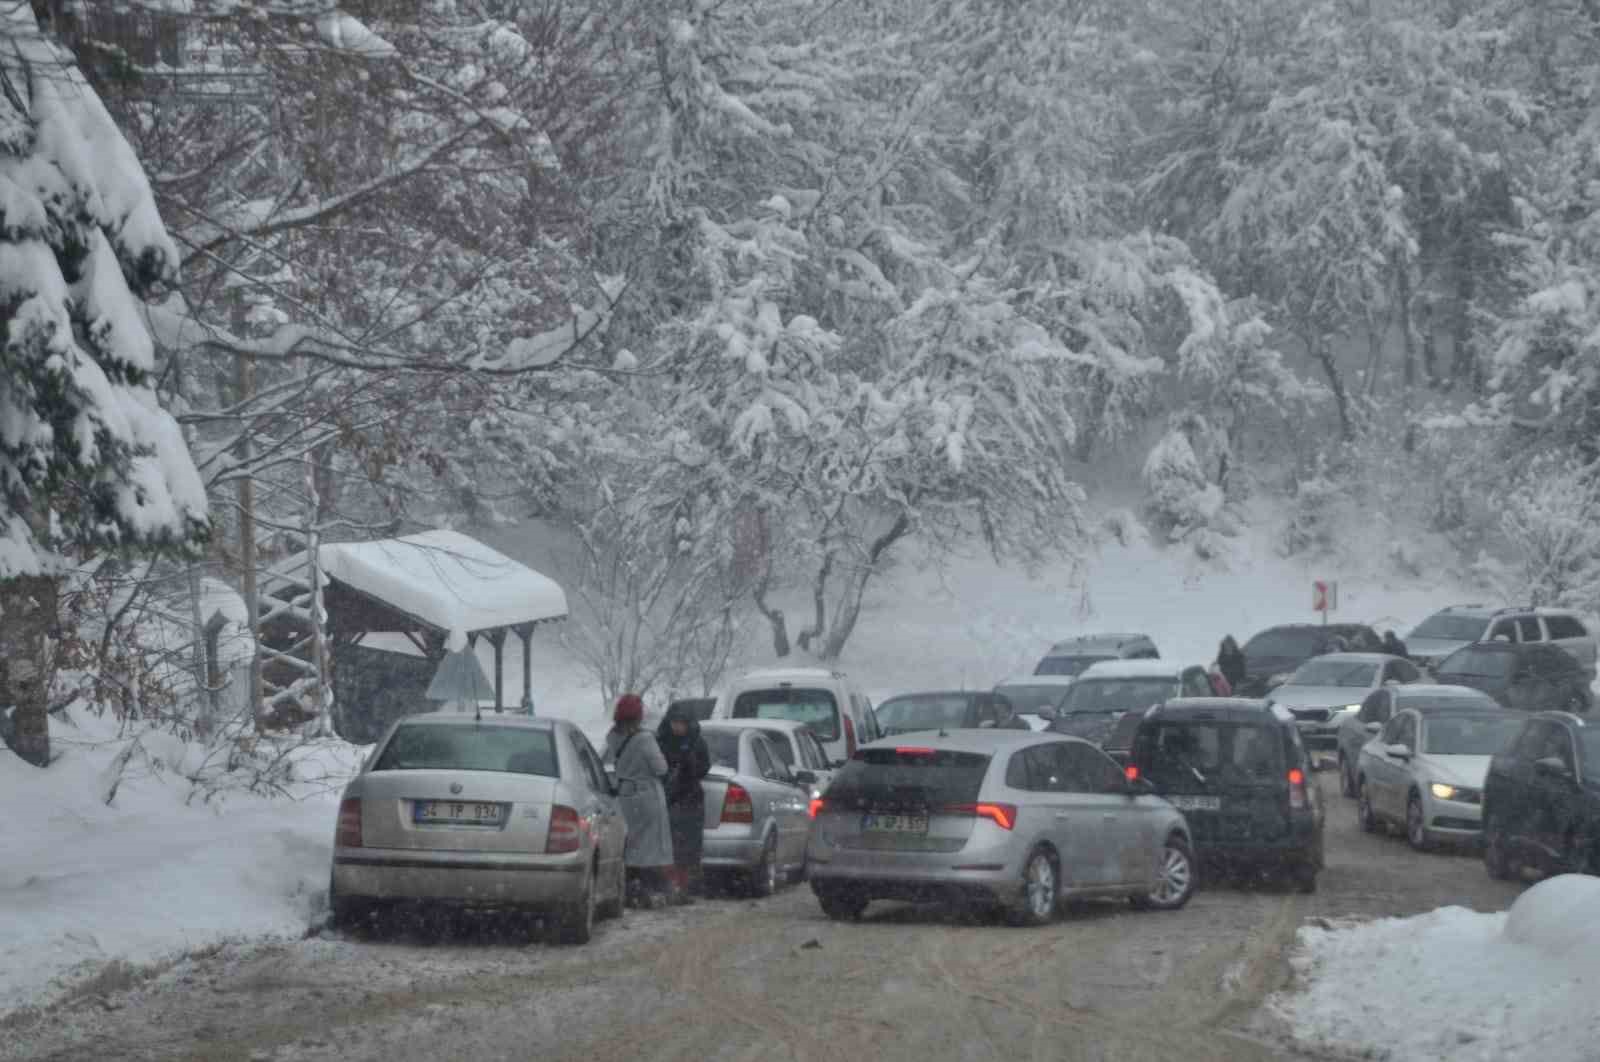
[656,703,711,904]
[1382,630,1409,659]
[1217,635,1247,691]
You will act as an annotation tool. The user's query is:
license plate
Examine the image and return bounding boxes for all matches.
[862,812,929,834]
[414,800,504,826]
[1168,795,1222,812]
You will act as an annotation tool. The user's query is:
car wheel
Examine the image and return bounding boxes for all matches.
[1357,780,1378,834]
[1483,813,1517,881]
[747,833,779,899]
[596,858,626,921]
[814,886,868,921]
[554,864,597,946]
[1132,835,1196,911]
[1338,753,1355,798]
[788,850,809,885]
[1406,793,1430,851]
[1008,846,1059,927]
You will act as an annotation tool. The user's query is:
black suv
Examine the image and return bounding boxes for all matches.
[1234,623,1383,697]
[1435,642,1591,714]
[1483,711,1600,879]
[1126,698,1325,891]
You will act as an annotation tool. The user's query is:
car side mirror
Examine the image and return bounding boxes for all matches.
[1534,756,1573,779]
[1036,707,1057,721]
[1385,743,1413,760]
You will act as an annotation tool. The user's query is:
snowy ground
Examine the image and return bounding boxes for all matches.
[1273,874,1600,1061]
[0,498,1504,1019]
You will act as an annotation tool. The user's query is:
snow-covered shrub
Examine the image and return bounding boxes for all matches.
[1142,417,1224,545]
[1280,461,1346,557]
[1497,453,1600,610]
[1100,508,1149,548]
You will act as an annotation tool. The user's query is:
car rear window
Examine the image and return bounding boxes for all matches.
[371,725,558,777]
[1411,614,1489,641]
[1423,716,1524,756]
[1546,615,1589,640]
[752,729,797,766]
[1243,629,1324,657]
[1034,655,1111,676]
[702,729,742,770]
[827,747,992,805]
[731,688,840,741]
[875,695,971,733]
[1137,722,1284,787]
[1439,648,1513,678]
[1060,678,1178,713]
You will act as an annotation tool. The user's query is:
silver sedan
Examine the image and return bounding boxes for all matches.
[698,724,814,897]
[807,730,1195,924]
[329,713,628,945]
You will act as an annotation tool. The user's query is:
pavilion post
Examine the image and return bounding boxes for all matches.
[488,629,507,712]
[516,623,535,714]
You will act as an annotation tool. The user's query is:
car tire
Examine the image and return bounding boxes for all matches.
[553,864,597,946]
[747,834,779,899]
[1357,780,1378,834]
[1339,753,1355,799]
[596,858,626,921]
[1406,793,1430,852]
[1131,834,1196,911]
[1008,846,1060,927]
[814,886,869,921]
[788,850,809,885]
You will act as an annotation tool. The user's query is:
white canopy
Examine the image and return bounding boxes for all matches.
[314,530,567,650]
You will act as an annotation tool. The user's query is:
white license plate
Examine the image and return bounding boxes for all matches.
[1168,795,1222,812]
[414,800,504,826]
[862,812,929,834]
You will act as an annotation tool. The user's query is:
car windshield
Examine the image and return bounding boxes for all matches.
[1423,716,1523,756]
[371,724,558,777]
[1287,659,1379,688]
[1034,654,1111,676]
[730,687,840,741]
[1410,614,1488,641]
[1060,678,1179,713]
[827,747,992,805]
[1243,629,1325,658]
[995,685,1069,714]
[1439,648,1513,679]
[701,729,742,770]
[875,694,972,733]
[1140,722,1284,787]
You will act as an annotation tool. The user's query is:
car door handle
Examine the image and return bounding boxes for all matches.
[1054,811,1072,819]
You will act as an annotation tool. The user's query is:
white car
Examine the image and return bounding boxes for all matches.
[1356,703,1525,850]
[993,676,1079,729]
[704,717,836,797]
[713,667,880,768]
[1267,653,1422,753]
[1406,605,1598,678]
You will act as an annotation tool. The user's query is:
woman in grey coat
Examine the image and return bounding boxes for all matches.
[603,693,674,907]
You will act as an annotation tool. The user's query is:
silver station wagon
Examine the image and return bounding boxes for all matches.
[328,713,627,945]
[807,730,1195,925]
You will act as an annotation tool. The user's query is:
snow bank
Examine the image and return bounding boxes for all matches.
[0,709,365,1017]
[1275,876,1600,1061]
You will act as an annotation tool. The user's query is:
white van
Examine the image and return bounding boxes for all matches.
[712,668,879,768]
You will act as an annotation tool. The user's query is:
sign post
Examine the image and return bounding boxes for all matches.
[1313,580,1338,624]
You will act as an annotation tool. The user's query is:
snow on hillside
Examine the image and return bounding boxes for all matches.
[0,499,1487,1017]
[1273,875,1600,1061]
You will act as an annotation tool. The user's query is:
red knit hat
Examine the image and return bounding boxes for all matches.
[614,693,645,724]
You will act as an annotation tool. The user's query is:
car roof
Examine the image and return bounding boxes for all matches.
[879,690,981,703]
[1391,684,1500,705]
[997,676,1079,687]
[1409,703,1513,719]
[1435,604,1583,619]
[1294,652,1393,665]
[1149,697,1282,725]
[709,718,815,735]
[1077,660,1189,679]
[397,712,555,730]
[1253,622,1372,635]
[1046,633,1153,652]
[728,667,845,685]
[859,729,1064,754]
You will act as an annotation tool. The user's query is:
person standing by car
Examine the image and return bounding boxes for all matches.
[1217,636,1246,692]
[1382,629,1409,659]
[604,694,674,908]
[656,703,711,904]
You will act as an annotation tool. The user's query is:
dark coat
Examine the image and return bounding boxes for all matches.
[1217,639,1247,689]
[657,707,712,869]
[1383,633,1410,658]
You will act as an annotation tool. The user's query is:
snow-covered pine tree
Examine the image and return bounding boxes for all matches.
[0,8,206,767]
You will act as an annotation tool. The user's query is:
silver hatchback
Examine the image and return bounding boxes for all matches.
[328,713,628,945]
[807,730,1194,924]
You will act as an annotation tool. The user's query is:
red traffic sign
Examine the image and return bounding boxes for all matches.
[1313,580,1337,613]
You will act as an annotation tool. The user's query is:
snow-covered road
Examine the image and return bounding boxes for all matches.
[1,771,1522,1062]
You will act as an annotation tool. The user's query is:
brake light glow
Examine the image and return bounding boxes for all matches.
[722,783,755,824]
[1288,768,1305,786]
[336,798,363,848]
[1288,768,1308,811]
[1124,764,1140,782]
[546,804,582,853]
[844,715,858,758]
[941,802,1017,830]
[808,797,825,819]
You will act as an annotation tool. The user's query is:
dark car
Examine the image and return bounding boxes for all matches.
[1483,711,1600,879]
[1234,623,1383,697]
[1125,698,1324,891]
[1434,642,1592,714]
[667,697,718,721]
[873,690,1030,736]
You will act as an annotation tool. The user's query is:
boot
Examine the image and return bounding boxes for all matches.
[668,866,696,905]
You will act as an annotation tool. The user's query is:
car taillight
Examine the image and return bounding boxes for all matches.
[941,802,1017,830]
[722,783,755,824]
[546,804,582,853]
[1125,764,1140,782]
[336,798,362,848]
[844,715,857,758]
[1288,768,1308,811]
[808,797,825,819]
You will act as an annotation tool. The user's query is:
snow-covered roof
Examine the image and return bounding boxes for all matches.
[277,530,567,651]
[996,675,1079,688]
[1078,660,1190,680]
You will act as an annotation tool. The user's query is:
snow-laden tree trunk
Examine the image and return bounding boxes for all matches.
[0,575,60,768]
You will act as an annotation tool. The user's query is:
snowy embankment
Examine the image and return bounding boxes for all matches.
[0,709,365,1017]
[1274,875,1600,1061]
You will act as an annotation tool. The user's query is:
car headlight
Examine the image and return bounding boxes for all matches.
[1429,782,1458,801]
[1429,782,1482,804]
[1339,704,1361,713]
